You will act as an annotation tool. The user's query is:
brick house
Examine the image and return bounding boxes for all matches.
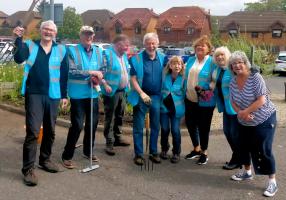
[105,8,158,46]
[156,6,212,46]
[81,9,114,42]
[1,11,42,37]
[219,11,286,52]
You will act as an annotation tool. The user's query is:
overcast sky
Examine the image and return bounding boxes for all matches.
[1,0,258,16]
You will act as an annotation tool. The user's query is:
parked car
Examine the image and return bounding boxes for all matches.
[273,51,286,74]
[93,42,111,50]
[164,48,190,65]
[183,46,195,56]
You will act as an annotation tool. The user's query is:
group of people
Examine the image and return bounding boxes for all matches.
[13,20,278,197]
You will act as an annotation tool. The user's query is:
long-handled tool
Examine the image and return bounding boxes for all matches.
[80,81,99,173]
[143,112,153,171]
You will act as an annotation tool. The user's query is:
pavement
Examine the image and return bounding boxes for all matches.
[0,103,286,200]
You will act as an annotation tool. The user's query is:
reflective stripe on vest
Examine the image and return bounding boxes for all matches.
[21,40,65,99]
[67,44,102,99]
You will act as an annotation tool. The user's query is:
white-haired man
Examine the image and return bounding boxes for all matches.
[13,20,69,186]
[128,33,165,165]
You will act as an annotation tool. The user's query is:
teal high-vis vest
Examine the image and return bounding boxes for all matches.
[161,73,186,118]
[22,40,66,99]
[127,50,165,106]
[185,56,216,107]
[211,65,236,115]
[68,44,103,99]
[101,47,129,96]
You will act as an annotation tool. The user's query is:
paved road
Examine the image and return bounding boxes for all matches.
[0,109,285,200]
[265,75,286,95]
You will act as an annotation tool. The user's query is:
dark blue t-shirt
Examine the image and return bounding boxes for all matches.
[130,50,163,95]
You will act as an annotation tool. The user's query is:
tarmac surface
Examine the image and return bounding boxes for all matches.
[0,106,285,200]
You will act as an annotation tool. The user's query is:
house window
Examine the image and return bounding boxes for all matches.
[94,26,101,32]
[115,22,122,34]
[272,29,282,38]
[187,27,194,35]
[229,29,238,37]
[163,26,171,33]
[251,32,259,38]
[135,25,141,34]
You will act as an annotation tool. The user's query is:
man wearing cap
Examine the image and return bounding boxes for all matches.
[101,34,130,156]
[13,20,69,186]
[61,25,105,169]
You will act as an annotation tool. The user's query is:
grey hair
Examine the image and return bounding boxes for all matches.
[143,32,159,45]
[213,46,231,66]
[40,20,57,33]
[229,51,251,73]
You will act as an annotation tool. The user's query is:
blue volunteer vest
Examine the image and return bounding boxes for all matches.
[22,40,66,99]
[161,73,186,118]
[185,56,216,107]
[101,47,129,96]
[68,44,103,99]
[211,65,236,115]
[127,50,165,106]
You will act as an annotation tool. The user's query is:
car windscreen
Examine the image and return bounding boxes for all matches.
[278,55,286,61]
[166,49,184,55]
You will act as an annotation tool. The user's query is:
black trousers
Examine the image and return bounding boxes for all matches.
[185,99,215,151]
[22,94,59,174]
[103,91,125,146]
[62,98,98,160]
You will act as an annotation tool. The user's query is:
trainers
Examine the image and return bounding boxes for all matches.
[23,168,38,186]
[185,150,201,160]
[149,154,161,164]
[197,154,208,165]
[263,181,278,197]
[83,154,99,162]
[105,146,116,156]
[231,170,253,181]
[170,154,180,164]
[160,151,169,160]
[39,160,59,173]
[134,155,145,166]
[62,159,76,169]
[114,138,130,147]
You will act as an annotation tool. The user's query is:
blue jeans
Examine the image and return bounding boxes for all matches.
[132,95,160,156]
[238,111,276,175]
[160,112,181,155]
[223,112,240,163]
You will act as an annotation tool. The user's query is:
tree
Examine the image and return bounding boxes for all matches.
[245,0,286,12]
[57,7,83,40]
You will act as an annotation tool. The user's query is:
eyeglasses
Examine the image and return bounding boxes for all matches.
[231,61,244,66]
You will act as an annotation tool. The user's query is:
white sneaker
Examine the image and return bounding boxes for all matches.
[231,170,253,181]
[263,181,278,197]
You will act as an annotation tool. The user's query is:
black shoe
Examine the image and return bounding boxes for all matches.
[39,160,59,173]
[149,154,161,164]
[185,150,201,160]
[160,151,169,160]
[222,162,240,170]
[105,146,116,156]
[23,168,38,186]
[197,154,208,165]
[134,155,145,166]
[113,138,130,147]
[170,154,180,164]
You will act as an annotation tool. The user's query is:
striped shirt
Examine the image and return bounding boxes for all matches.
[229,72,275,126]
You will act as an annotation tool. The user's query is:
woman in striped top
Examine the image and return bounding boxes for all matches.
[229,51,278,197]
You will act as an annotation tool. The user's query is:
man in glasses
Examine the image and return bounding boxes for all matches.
[13,20,69,186]
[61,26,104,169]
